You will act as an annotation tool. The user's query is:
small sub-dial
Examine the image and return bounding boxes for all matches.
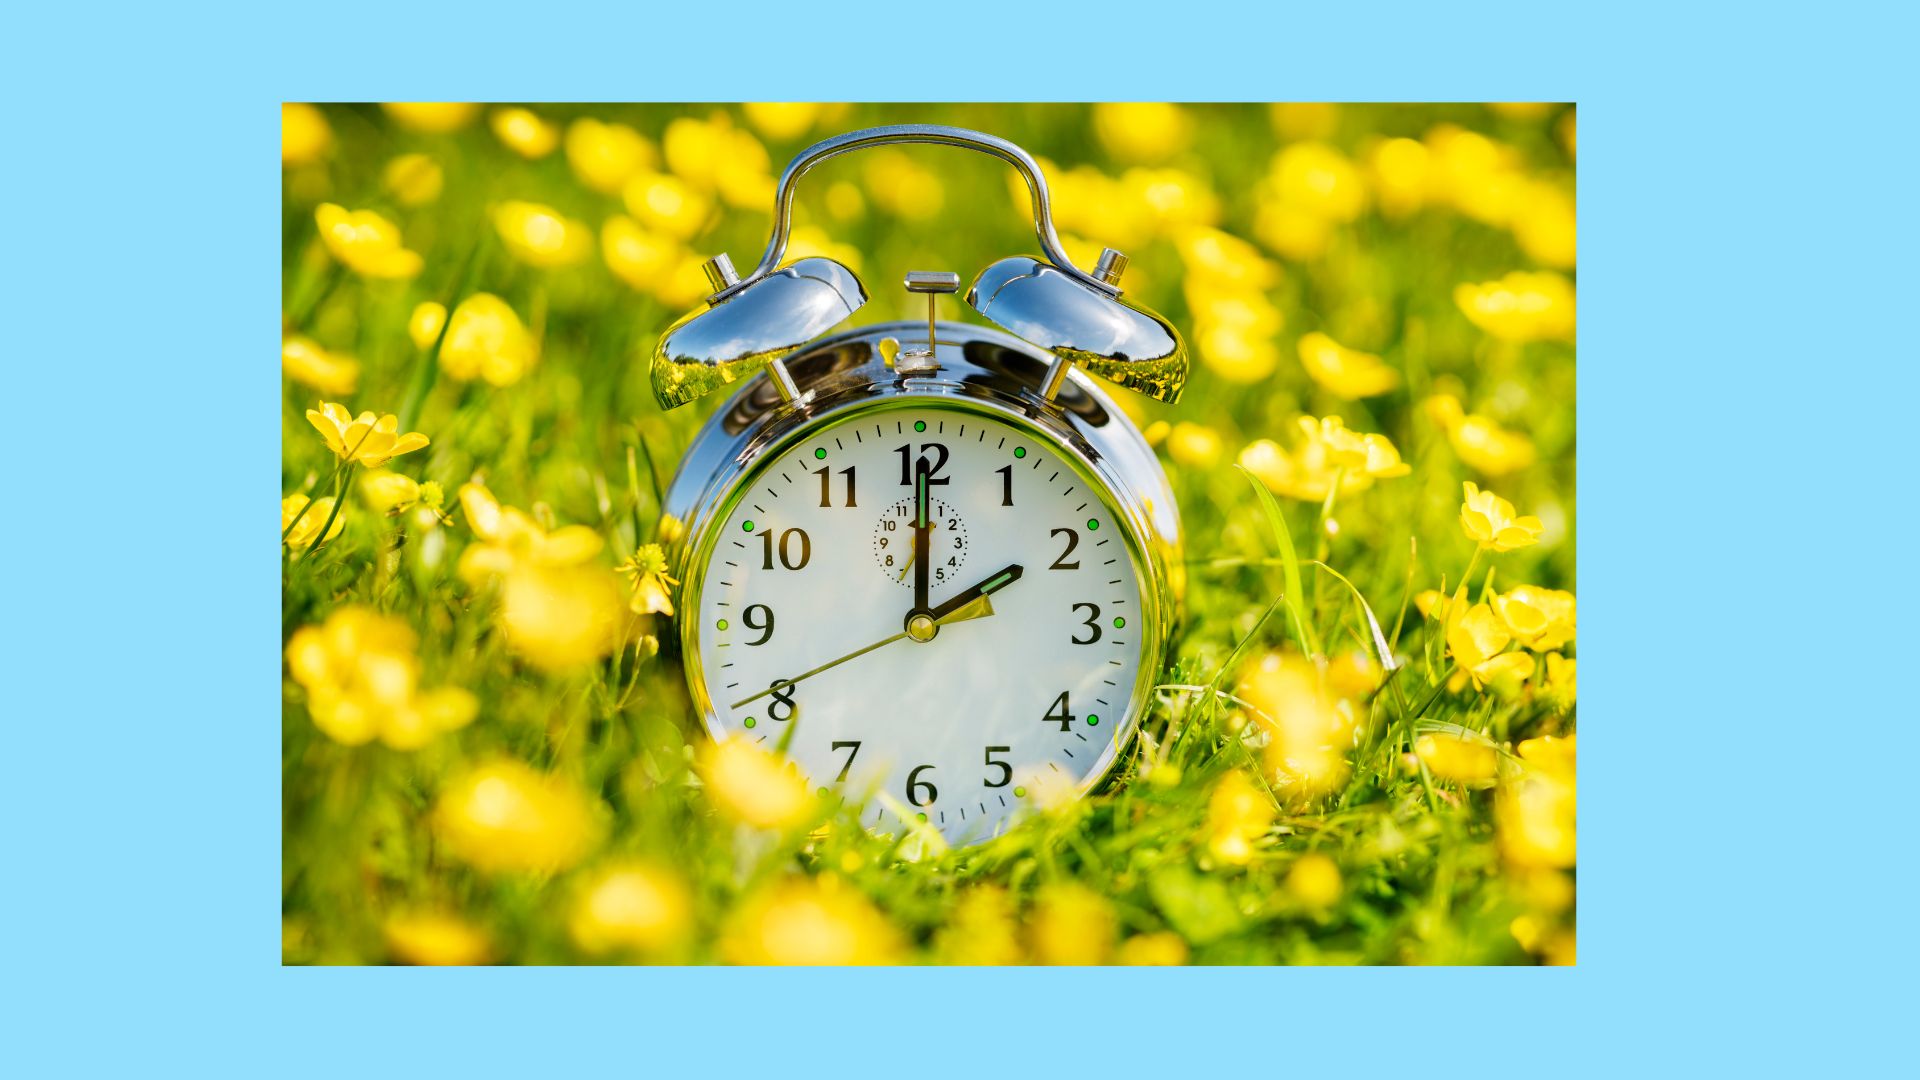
[872,497,968,588]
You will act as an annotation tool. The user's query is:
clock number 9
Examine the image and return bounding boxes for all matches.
[742,603,775,646]
[1071,603,1102,644]
[906,764,938,807]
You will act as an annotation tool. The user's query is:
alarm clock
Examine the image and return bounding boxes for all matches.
[653,125,1187,845]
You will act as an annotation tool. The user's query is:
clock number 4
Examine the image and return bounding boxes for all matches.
[1043,691,1075,731]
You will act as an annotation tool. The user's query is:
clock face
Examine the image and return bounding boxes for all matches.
[689,402,1150,845]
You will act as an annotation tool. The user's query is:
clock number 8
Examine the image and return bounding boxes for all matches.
[767,678,797,722]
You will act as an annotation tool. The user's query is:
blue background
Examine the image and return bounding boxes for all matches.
[4,0,1911,1073]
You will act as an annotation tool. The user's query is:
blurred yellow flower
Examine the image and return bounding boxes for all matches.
[285,605,477,749]
[1253,204,1333,262]
[1560,110,1577,158]
[1285,852,1344,909]
[384,911,490,965]
[306,402,429,467]
[663,114,773,208]
[281,103,331,166]
[493,200,591,268]
[1444,587,1536,691]
[1166,422,1223,469]
[824,180,865,221]
[456,482,602,582]
[1270,102,1340,139]
[408,301,447,351]
[1495,584,1577,651]
[1498,735,1576,868]
[786,225,863,275]
[1240,651,1359,801]
[434,760,599,874]
[500,563,627,671]
[722,876,903,965]
[1093,102,1193,164]
[1455,271,1576,343]
[1513,183,1577,268]
[1424,125,1530,225]
[602,214,685,295]
[700,738,813,830]
[1196,318,1281,384]
[1046,162,1149,249]
[743,102,827,141]
[1176,227,1279,292]
[281,334,358,396]
[935,886,1024,965]
[1365,136,1430,217]
[622,171,712,240]
[1124,166,1219,236]
[1415,732,1498,785]
[569,863,692,957]
[1540,652,1577,711]
[314,203,422,279]
[381,101,478,133]
[863,147,945,221]
[1425,393,1537,475]
[1269,142,1366,222]
[565,118,656,195]
[1206,768,1274,865]
[359,470,422,512]
[382,153,443,207]
[1028,884,1115,965]
[617,543,679,615]
[1116,931,1189,966]
[1326,650,1382,698]
[1460,481,1543,552]
[282,493,344,550]
[439,294,537,387]
[489,107,558,159]
[1239,416,1409,502]
[1297,331,1400,399]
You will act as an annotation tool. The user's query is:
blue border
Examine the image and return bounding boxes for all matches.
[7,0,1912,1073]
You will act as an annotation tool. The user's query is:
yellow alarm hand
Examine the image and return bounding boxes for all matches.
[727,596,997,710]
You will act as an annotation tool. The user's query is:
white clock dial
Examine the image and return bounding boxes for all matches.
[690,404,1148,844]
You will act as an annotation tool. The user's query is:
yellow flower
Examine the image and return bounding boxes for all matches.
[384,911,490,965]
[381,102,478,133]
[359,469,422,512]
[1239,651,1359,801]
[439,294,537,387]
[1560,110,1577,159]
[617,543,679,616]
[1239,416,1409,501]
[285,605,477,749]
[500,563,626,671]
[305,402,429,467]
[489,106,558,159]
[861,147,946,221]
[569,863,692,957]
[1495,585,1577,651]
[743,102,827,141]
[1425,394,1538,475]
[1166,422,1223,469]
[1046,162,1149,249]
[1297,331,1400,399]
[621,171,712,240]
[935,886,1024,965]
[786,225,863,275]
[1206,769,1274,865]
[382,153,443,207]
[1498,735,1576,868]
[1028,884,1116,965]
[565,118,655,194]
[1196,319,1280,384]
[1460,481,1543,551]
[1455,271,1576,343]
[1115,931,1189,966]
[492,200,591,269]
[1268,142,1366,222]
[435,760,599,874]
[281,103,331,166]
[601,214,685,295]
[455,482,602,582]
[664,115,769,190]
[1124,166,1219,237]
[1425,124,1530,225]
[1093,102,1193,164]
[1365,136,1431,217]
[722,876,903,965]
[1444,587,1537,691]
[700,738,813,830]
[282,493,344,550]
[1284,852,1344,909]
[1176,226,1279,292]
[1513,183,1577,268]
[408,301,447,351]
[1270,102,1340,139]
[1325,650,1382,698]
[281,335,358,396]
[1415,732,1498,785]
[314,203,422,279]
[1540,652,1577,712]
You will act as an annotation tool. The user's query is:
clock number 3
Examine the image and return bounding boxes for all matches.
[1071,602,1102,644]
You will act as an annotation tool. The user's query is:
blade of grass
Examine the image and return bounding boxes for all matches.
[1235,464,1319,656]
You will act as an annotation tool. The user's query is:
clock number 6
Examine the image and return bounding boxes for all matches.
[906,764,938,807]
[1071,602,1102,644]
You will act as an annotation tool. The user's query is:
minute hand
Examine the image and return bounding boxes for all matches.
[930,563,1025,622]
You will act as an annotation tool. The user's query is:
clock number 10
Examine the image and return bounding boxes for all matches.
[759,528,811,570]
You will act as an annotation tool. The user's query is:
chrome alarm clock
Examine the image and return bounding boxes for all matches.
[653,125,1187,845]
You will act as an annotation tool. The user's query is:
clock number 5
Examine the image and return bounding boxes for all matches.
[984,746,1013,787]
[1071,602,1102,644]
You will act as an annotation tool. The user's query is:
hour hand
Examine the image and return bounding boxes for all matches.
[931,563,1024,623]
[911,463,932,612]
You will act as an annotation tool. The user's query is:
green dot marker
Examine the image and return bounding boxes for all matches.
[1113,616,1126,629]
[1014,786,1028,798]
[814,447,826,459]
[914,420,926,433]
[817,787,830,798]
[1087,519,1099,530]
[742,520,755,532]
[916,812,928,822]
[743,717,757,729]
[717,618,730,631]
[1014,447,1026,459]
[1088,714,1100,726]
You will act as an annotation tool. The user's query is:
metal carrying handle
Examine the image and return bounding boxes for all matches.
[708,124,1118,302]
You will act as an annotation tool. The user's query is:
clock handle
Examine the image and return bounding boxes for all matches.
[709,124,1120,304]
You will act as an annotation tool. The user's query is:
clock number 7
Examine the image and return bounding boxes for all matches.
[831,740,861,782]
